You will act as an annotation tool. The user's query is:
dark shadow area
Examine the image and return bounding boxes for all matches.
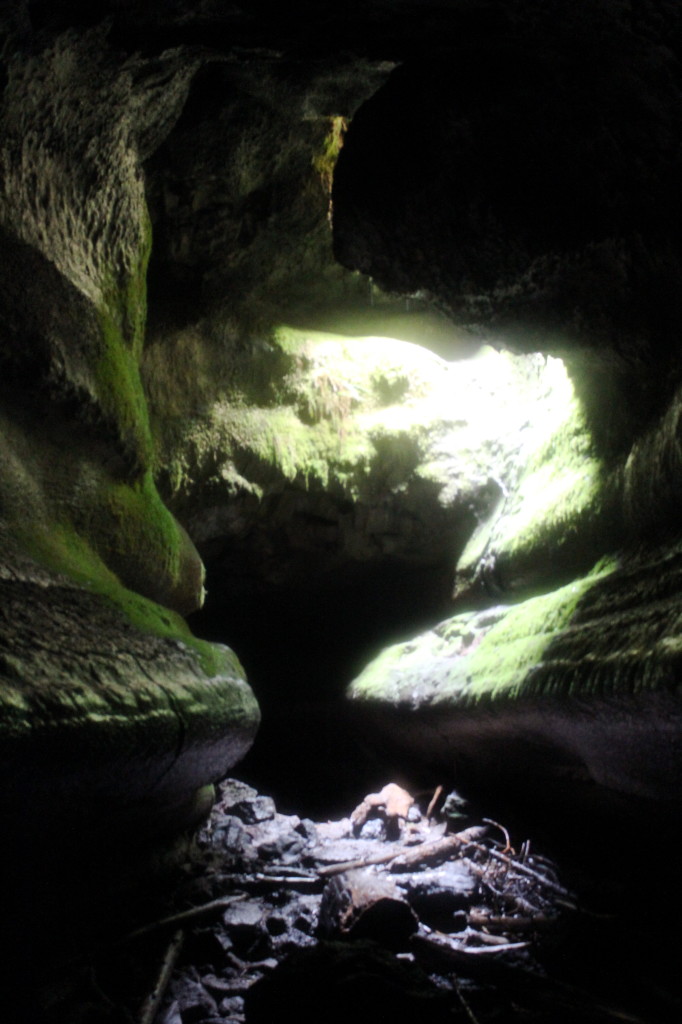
[189,556,456,817]
[485,781,682,1024]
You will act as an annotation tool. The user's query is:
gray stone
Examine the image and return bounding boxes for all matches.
[170,971,218,1024]
[397,862,478,931]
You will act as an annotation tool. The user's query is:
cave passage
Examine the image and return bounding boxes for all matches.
[186,323,583,819]
[190,554,456,817]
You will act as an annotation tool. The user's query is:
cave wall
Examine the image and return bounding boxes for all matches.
[2,0,682,914]
[332,5,682,457]
[0,11,266,906]
[326,4,682,803]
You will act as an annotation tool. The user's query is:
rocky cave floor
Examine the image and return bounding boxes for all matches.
[30,778,682,1024]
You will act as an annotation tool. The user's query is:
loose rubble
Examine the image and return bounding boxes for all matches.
[136,779,578,1024]
[33,777,682,1024]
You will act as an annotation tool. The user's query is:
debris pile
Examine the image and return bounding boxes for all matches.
[135,779,577,1024]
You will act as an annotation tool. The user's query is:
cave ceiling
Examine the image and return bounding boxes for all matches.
[4,0,681,437]
[0,8,672,325]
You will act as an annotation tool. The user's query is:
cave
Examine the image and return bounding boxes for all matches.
[3,2,682,1022]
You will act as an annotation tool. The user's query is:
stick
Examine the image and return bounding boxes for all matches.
[317,848,403,877]
[121,893,247,944]
[453,977,483,1024]
[482,818,513,853]
[415,929,531,958]
[389,826,489,872]
[138,928,184,1024]
[468,867,543,915]
[426,784,444,820]
[468,910,554,932]
[317,824,488,878]
[467,929,516,946]
[469,843,575,901]
[220,872,321,890]
[462,941,532,955]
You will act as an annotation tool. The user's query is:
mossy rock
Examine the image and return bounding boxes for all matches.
[348,549,682,800]
[0,524,260,847]
[452,353,620,604]
[0,524,259,978]
[152,326,597,597]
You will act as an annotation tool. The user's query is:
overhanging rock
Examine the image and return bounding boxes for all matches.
[349,549,682,802]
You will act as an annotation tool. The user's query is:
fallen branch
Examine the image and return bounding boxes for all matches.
[389,826,489,872]
[469,842,575,902]
[317,824,489,878]
[468,866,544,914]
[468,909,555,932]
[319,868,418,944]
[482,818,513,854]
[465,941,531,955]
[415,929,530,959]
[426,784,444,820]
[317,848,405,877]
[138,928,184,1024]
[121,894,247,944]
[453,977,483,1024]
[218,872,321,891]
[466,928,517,946]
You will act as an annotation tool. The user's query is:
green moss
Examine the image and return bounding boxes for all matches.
[98,468,183,586]
[96,210,154,467]
[350,558,619,708]
[96,321,154,465]
[456,378,611,595]
[463,573,604,702]
[312,116,346,197]
[217,403,370,491]
[503,403,602,549]
[17,520,229,679]
[160,325,483,522]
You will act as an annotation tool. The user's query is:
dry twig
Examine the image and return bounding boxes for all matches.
[415,929,531,958]
[318,824,491,879]
[389,826,490,872]
[469,842,576,902]
[482,818,513,853]
[137,928,184,1024]
[426,784,444,820]
[121,894,247,944]
[317,825,487,877]
[218,872,321,891]
[453,978,483,1024]
[468,909,554,932]
[317,848,406,877]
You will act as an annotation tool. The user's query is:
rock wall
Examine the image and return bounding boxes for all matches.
[0,16,260,907]
[332,4,682,455]
[3,2,682,948]
[329,4,682,804]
